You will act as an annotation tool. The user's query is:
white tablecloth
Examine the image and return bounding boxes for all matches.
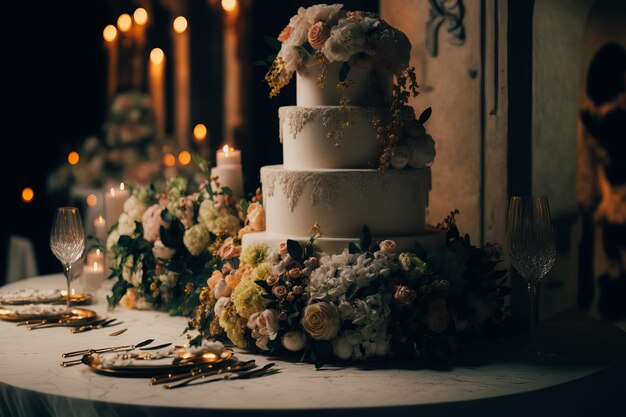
[1,274,625,417]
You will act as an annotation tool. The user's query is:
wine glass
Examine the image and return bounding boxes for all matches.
[50,207,86,310]
[507,196,556,357]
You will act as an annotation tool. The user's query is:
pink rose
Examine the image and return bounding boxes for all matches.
[292,285,304,295]
[272,285,288,299]
[393,285,416,304]
[219,237,241,260]
[308,22,330,50]
[286,267,303,280]
[278,25,292,42]
[141,204,170,242]
[379,240,397,257]
[277,241,288,257]
[426,299,449,334]
[207,270,223,290]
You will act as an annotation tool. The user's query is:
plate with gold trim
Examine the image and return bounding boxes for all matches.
[82,349,235,378]
[0,307,97,322]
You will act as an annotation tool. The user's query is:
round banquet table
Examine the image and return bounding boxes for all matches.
[1,275,625,417]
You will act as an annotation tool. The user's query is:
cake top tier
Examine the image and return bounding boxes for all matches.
[265,4,411,102]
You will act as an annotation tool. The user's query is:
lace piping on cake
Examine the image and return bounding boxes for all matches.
[279,107,376,143]
[262,168,429,213]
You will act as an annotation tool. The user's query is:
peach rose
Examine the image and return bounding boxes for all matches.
[225,266,248,289]
[302,302,341,341]
[207,270,223,290]
[292,285,304,295]
[119,288,138,310]
[265,275,280,287]
[219,237,241,260]
[426,299,449,334]
[379,240,397,257]
[272,285,288,299]
[278,25,292,42]
[308,22,330,49]
[393,285,416,304]
[277,241,289,257]
[246,202,265,232]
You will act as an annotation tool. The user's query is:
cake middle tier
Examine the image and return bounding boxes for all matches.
[279,106,386,169]
[261,165,430,237]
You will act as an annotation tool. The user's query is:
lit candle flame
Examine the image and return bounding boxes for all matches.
[222,145,231,154]
[96,248,101,256]
[93,262,99,271]
[109,187,115,197]
[120,182,125,191]
[96,215,104,224]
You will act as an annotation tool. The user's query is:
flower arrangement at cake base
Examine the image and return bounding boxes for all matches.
[189,212,510,368]
[105,157,265,316]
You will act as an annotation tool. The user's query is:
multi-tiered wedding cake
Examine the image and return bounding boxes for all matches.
[243,4,443,254]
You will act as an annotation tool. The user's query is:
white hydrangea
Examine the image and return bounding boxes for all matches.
[117,212,136,236]
[308,250,390,302]
[106,228,120,251]
[197,200,240,235]
[123,195,148,222]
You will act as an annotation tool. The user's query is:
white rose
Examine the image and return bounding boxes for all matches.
[123,195,148,222]
[214,297,231,317]
[408,134,436,168]
[332,333,354,360]
[304,3,344,25]
[285,7,310,46]
[106,228,120,251]
[281,331,307,352]
[158,271,178,288]
[390,145,409,170]
[117,212,136,236]
[153,239,176,260]
[278,44,303,74]
[183,224,211,256]
[322,18,366,62]
[214,279,232,299]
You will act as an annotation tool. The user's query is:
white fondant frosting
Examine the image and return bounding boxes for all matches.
[279,106,386,169]
[259,165,430,238]
[296,61,391,107]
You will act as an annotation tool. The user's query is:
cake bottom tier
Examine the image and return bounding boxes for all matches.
[242,228,445,255]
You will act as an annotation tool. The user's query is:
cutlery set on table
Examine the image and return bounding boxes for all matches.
[58,338,278,388]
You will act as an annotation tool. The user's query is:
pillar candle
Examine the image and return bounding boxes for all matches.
[86,248,104,266]
[103,25,119,105]
[149,48,166,141]
[94,215,107,240]
[211,145,244,201]
[173,16,190,148]
[81,262,104,293]
[104,183,130,226]
[223,8,241,144]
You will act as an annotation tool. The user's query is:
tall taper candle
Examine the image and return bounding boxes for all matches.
[173,16,190,148]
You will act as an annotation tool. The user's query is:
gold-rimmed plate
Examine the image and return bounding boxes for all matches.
[83,350,235,378]
[0,307,97,322]
[0,291,92,306]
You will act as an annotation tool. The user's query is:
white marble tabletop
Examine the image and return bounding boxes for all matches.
[0,274,625,417]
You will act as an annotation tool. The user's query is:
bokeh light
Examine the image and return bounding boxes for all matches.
[193,124,207,142]
[173,16,188,34]
[117,14,132,32]
[178,151,192,165]
[68,151,79,165]
[21,188,34,203]
[103,25,117,43]
[163,153,176,167]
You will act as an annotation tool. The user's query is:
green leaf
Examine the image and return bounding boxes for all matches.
[160,208,174,223]
[221,186,233,196]
[348,242,361,254]
[255,279,273,293]
[287,239,303,260]
[345,282,358,301]
[418,107,432,124]
[339,62,351,82]
[359,225,372,251]
[264,36,282,52]
[414,241,428,261]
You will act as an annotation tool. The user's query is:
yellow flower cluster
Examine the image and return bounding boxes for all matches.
[231,271,270,319]
[218,304,247,348]
[240,243,269,267]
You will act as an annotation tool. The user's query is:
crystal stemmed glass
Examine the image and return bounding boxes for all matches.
[507,196,556,357]
[50,207,86,309]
